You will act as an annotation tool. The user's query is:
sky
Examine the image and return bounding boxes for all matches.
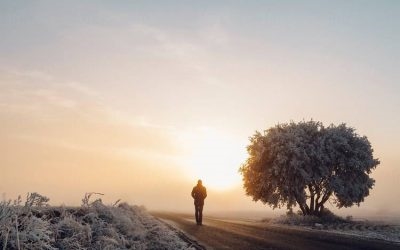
[1,0,399,217]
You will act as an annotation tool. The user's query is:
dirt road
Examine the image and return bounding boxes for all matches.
[151,212,399,250]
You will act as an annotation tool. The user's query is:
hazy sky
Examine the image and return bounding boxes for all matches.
[1,1,399,216]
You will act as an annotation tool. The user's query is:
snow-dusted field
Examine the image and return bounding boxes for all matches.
[270,214,400,244]
[0,193,194,249]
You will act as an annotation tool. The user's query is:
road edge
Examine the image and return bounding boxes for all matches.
[153,216,208,250]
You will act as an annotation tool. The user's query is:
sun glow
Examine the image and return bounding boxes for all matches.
[182,128,248,191]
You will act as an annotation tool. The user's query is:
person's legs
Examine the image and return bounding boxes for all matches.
[195,205,199,224]
[198,205,203,225]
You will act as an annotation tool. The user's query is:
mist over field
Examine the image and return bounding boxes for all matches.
[1,0,400,226]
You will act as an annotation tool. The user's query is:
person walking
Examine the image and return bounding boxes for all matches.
[191,179,207,225]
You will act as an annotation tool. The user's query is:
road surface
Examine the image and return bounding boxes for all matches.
[151,212,399,250]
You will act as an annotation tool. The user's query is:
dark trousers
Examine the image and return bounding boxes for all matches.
[194,204,203,225]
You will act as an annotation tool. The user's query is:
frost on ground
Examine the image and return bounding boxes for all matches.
[269,212,400,243]
[0,192,195,249]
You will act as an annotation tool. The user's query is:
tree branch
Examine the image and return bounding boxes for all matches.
[316,190,333,214]
[308,184,315,213]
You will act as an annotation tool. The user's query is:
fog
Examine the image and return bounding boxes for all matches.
[1,1,400,222]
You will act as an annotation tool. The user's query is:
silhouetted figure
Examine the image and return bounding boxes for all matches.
[191,179,207,225]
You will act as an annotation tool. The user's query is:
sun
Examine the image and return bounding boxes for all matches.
[181,128,248,191]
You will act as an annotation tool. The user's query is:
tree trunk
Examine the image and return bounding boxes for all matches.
[294,193,307,215]
[296,189,332,217]
[298,204,306,215]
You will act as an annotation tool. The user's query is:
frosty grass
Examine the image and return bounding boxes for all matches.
[0,193,194,249]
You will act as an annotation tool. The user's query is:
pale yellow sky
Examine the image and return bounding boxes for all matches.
[1,1,399,216]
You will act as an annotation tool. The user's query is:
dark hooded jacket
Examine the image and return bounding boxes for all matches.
[191,184,207,206]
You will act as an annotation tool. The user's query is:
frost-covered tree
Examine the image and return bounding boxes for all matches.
[239,121,380,216]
